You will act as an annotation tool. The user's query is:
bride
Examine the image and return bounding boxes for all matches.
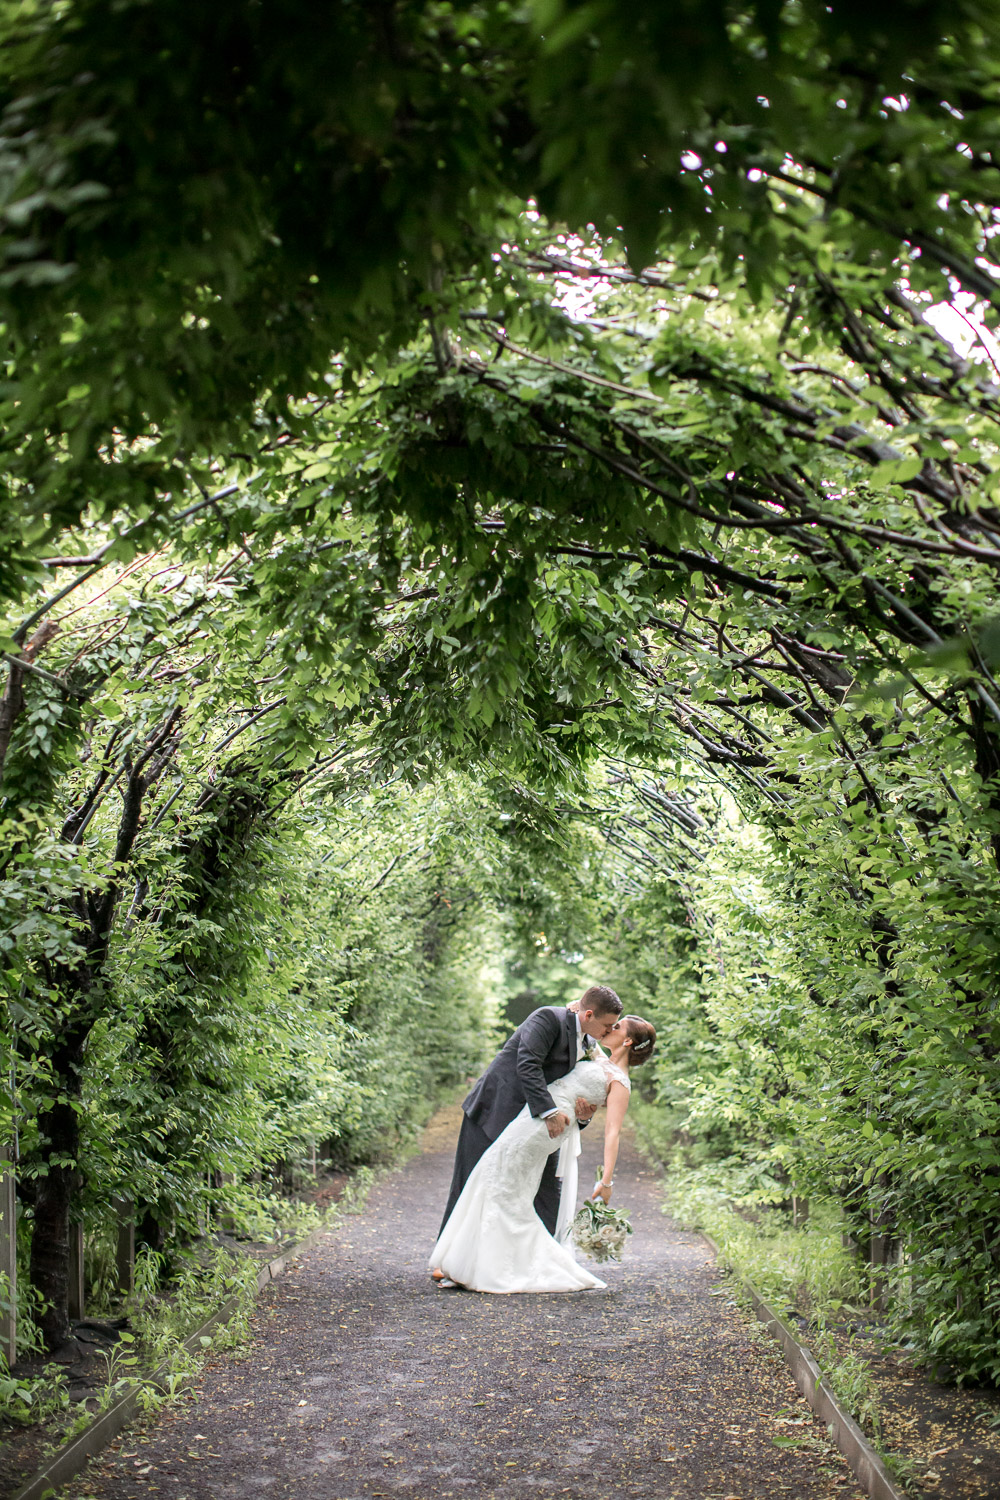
[429,1015,656,1293]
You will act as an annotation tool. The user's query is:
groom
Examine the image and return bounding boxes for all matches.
[436,984,623,1245]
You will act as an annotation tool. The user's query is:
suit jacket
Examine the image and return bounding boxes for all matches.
[463,1005,582,1143]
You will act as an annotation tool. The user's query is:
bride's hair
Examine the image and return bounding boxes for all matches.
[622,1016,656,1067]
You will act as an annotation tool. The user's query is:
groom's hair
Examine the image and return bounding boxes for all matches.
[580,984,622,1017]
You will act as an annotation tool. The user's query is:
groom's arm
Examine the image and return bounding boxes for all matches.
[516,1008,563,1119]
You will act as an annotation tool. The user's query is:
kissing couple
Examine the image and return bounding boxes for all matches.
[430,985,656,1293]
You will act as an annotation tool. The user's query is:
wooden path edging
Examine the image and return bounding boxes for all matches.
[700,1231,905,1500]
[7,1221,332,1500]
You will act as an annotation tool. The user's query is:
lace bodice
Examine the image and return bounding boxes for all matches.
[599,1056,631,1093]
[549,1059,608,1114]
[548,1055,630,1114]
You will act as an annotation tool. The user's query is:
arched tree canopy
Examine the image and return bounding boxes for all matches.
[3,0,1000,573]
[2,0,1000,1383]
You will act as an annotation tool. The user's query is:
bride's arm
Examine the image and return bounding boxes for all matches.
[593,1080,629,1204]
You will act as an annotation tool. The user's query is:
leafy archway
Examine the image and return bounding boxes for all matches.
[2,0,1000,1376]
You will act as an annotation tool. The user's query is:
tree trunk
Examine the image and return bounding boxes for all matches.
[969,691,1000,872]
[25,711,180,1348]
[29,1078,80,1349]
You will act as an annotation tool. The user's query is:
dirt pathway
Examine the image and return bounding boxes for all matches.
[75,1106,866,1500]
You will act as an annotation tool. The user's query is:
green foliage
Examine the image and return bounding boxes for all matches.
[0,1361,70,1427]
[0,0,996,579]
[126,1246,260,1366]
[579,762,1000,1382]
[212,1186,321,1248]
[4,1225,49,1361]
[2,0,1000,1386]
[27,772,508,1237]
[657,1155,863,1317]
[688,821,1000,1383]
[94,1329,139,1413]
[811,1325,884,1445]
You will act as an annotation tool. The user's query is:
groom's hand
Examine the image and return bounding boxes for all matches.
[575,1097,597,1123]
[545,1112,570,1139]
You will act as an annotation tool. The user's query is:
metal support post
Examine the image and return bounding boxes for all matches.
[67,1221,85,1321]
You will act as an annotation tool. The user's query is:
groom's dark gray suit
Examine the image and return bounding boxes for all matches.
[438,1005,585,1239]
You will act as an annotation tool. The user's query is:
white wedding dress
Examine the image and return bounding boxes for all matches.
[429,1057,628,1294]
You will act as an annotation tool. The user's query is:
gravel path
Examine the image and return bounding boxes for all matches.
[76,1105,866,1500]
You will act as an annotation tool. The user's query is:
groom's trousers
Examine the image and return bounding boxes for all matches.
[437,1113,561,1240]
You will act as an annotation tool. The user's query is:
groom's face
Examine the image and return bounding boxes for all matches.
[581,1008,618,1040]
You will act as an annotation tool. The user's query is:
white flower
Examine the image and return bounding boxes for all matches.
[571,1199,633,1264]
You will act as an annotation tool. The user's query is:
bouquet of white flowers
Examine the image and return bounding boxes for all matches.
[571,1195,633,1264]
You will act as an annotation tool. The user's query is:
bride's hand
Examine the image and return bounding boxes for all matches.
[545,1112,570,1139]
[593,1182,612,1205]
